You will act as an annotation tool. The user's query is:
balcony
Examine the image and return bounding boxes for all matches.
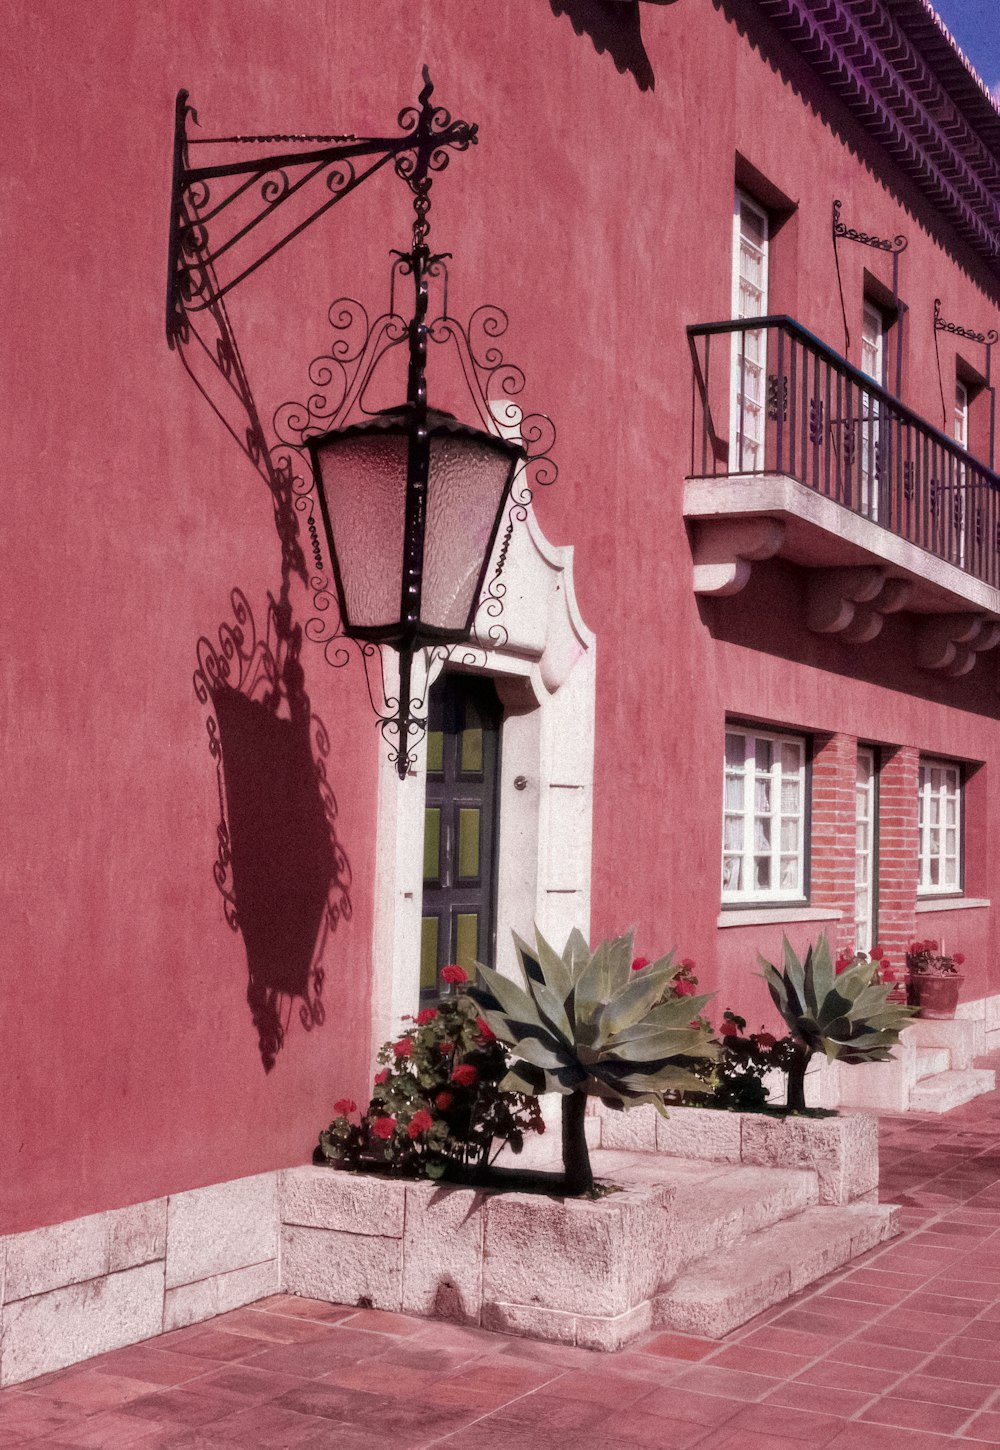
[686,317,1000,673]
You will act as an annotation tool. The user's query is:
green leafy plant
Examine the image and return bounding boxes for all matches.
[469,928,718,1195]
[760,934,916,1111]
[317,968,544,1181]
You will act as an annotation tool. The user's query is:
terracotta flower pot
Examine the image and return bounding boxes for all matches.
[908,972,964,1020]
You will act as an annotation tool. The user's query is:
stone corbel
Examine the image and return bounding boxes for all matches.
[915,614,1000,676]
[691,518,785,596]
[806,569,912,643]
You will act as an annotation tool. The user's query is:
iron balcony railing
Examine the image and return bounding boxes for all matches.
[688,315,1000,589]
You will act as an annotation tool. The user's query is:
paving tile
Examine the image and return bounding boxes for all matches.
[338,1306,426,1336]
[639,1331,717,1361]
[88,1345,217,1386]
[0,1394,78,1447]
[20,1368,165,1414]
[169,1401,341,1447]
[726,1401,847,1444]
[887,1371,997,1410]
[611,1383,743,1428]
[794,1358,905,1394]
[704,1344,812,1377]
[920,1354,1000,1386]
[44,1408,174,1447]
[858,1396,974,1433]
[942,1331,1000,1360]
[762,1377,874,1416]
[118,1388,237,1429]
[669,1363,780,1401]
[152,1327,269,1363]
[963,1409,1000,1442]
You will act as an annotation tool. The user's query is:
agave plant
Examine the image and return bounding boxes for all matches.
[760,934,916,1110]
[468,927,718,1194]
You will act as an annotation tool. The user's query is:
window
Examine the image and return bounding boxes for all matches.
[855,747,878,952]
[730,190,769,471]
[952,379,969,568]
[421,673,502,1001]
[917,758,962,895]
[723,726,806,902]
[859,301,884,521]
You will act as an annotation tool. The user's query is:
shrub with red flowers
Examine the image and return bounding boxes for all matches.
[317,981,543,1182]
[906,939,964,976]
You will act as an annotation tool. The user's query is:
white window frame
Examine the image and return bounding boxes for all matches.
[723,725,807,905]
[859,302,884,521]
[855,746,877,953]
[729,190,769,472]
[917,758,962,896]
[953,380,969,569]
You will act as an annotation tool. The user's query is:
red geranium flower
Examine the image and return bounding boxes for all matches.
[435,1091,454,1111]
[674,979,695,997]
[416,1008,438,1026]
[372,1116,396,1140]
[438,1040,456,1055]
[754,1032,776,1050]
[719,1021,739,1038]
[407,1109,433,1138]
[373,1068,390,1086]
[332,1098,357,1116]
[631,956,651,972]
[953,952,965,965]
[441,964,469,984]
[870,945,885,960]
[681,958,696,970]
[393,1037,414,1058]
[451,1063,478,1087]
[476,1017,495,1040]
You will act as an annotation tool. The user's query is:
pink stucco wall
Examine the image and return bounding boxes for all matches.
[4,0,999,1233]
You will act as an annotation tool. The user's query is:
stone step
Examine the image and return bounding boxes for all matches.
[595,1152,819,1273]
[914,1047,951,1079]
[654,1202,900,1338]
[908,1068,996,1114]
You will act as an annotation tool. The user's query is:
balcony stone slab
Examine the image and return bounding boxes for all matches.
[685,474,1000,632]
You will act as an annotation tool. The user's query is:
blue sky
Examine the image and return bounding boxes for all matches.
[929,0,1000,96]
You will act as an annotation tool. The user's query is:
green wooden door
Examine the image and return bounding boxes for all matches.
[421,673,502,1001]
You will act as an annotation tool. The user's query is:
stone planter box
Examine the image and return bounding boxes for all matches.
[280,1166,673,1351]
[595,1102,879,1205]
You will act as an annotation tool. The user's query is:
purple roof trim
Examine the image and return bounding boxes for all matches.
[752,0,1000,278]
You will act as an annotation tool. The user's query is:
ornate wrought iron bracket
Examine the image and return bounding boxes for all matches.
[832,199,908,355]
[933,297,998,350]
[166,70,477,335]
[933,298,997,457]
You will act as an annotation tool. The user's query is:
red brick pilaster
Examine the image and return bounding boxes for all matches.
[875,744,919,966]
[810,732,858,958]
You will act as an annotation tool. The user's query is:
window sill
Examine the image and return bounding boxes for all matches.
[717,906,842,928]
[915,897,990,913]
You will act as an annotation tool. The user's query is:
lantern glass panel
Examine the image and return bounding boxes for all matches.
[314,432,407,633]
[422,433,515,633]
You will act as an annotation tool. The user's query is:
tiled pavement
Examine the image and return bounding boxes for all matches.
[5,1059,1000,1447]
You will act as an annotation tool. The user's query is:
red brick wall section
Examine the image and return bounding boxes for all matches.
[876,744,920,967]
[810,732,858,958]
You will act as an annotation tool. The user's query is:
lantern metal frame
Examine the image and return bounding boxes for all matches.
[166,68,554,777]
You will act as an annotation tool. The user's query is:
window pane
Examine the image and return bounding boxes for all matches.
[755,817,771,850]
[780,743,801,774]
[460,727,483,776]
[426,730,444,775]
[781,780,800,813]
[723,856,743,891]
[420,917,439,991]
[458,808,481,881]
[780,856,798,889]
[724,774,743,811]
[724,815,743,852]
[755,857,771,889]
[755,778,771,812]
[755,738,773,772]
[725,733,745,768]
[423,809,441,883]
[781,819,799,853]
[456,913,479,968]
